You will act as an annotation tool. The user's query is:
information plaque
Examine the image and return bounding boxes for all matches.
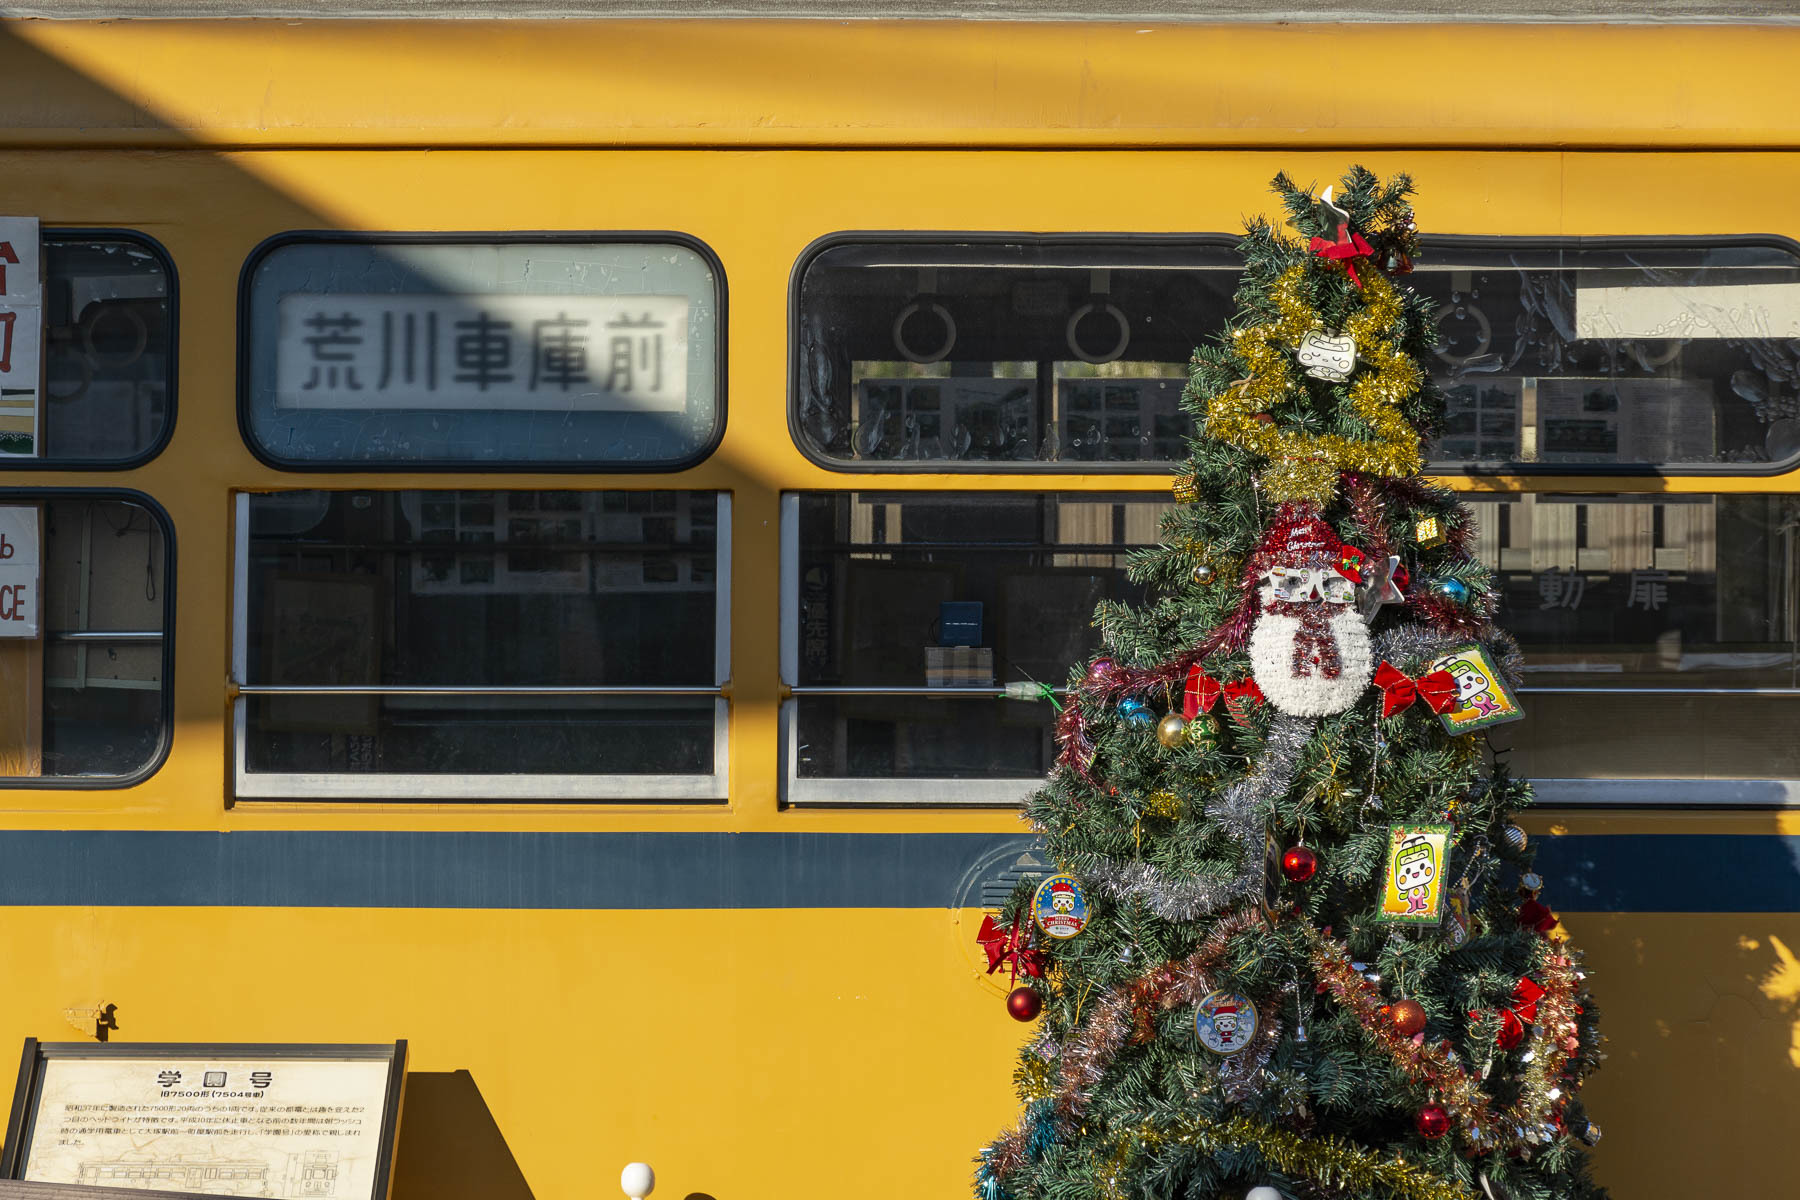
[1,1041,405,1200]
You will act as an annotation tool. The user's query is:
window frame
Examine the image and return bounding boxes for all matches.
[0,486,176,789]
[779,489,1164,807]
[235,230,728,474]
[786,230,1239,475]
[0,229,180,471]
[1421,233,1800,477]
[780,485,1800,811]
[228,489,731,803]
[1467,485,1800,810]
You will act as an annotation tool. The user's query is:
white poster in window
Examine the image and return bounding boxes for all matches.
[1535,377,1716,463]
[0,505,39,638]
[0,216,41,458]
[275,293,689,412]
[20,1055,394,1199]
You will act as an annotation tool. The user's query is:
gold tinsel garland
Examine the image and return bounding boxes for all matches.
[1204,263,1424,504]
[1112,1114,1477,1200]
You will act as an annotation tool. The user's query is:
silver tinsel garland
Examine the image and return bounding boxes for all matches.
[1086,715,1315,920]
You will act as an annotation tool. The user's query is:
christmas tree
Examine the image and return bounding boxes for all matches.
[974,169,1607,1200]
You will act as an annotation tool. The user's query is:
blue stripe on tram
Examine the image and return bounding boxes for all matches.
[0,830,1791,912]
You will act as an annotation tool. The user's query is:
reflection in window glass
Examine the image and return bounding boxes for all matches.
[1469,492,1800,779]
[1417,241,1800,468]
[791,492,1169,784]
[793,240,1238,467]
[239,490,721,790]
[242,239,722,468]
[2,498,169,779]
[39,236,174,463]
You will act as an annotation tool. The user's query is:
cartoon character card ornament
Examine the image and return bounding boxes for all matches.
[1377,825,1452,925]
[1426,643,1525,734]
[1195,989,1259,1055]
[1032,874,1089,940]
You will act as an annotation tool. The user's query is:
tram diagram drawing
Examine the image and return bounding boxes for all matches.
[71,1149,340,1197]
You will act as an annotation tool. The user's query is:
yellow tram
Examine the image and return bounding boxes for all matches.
[0,17,1793,1199]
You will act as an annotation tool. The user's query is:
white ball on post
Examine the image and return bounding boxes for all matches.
[620,1163,655,1200]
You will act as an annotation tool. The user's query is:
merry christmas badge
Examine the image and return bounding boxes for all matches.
[1195,989,1258,1055]
[1032,874,1089,940]
[1377,824,1452,925]
[1426,644,1524,734]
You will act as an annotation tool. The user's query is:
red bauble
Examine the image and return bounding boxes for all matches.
[1007,986,1043,1022]
[1280,845,1319,883]
[1390,998,1427,1037]
[1517,899,1556,932]
[1416,1103,1451,1139]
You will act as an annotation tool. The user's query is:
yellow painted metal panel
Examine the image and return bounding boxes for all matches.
[0,21,1798,151]
[0,907,1793,1198]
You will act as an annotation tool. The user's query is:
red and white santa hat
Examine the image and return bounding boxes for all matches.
[1246,501,1343,580]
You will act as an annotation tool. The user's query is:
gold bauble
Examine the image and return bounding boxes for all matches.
[1192,563,1216,585]
[1145,790,1183,819]
[1156,713,1188,748]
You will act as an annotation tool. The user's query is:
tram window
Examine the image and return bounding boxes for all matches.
[15,234,175,466]
[791,237,1239,470]
[1467,492,1800,788]
[1417,238,1800,472]
[232,489,729,801]
[240,235,724,470]
[779,491,1169,804]
[0,495,171,784]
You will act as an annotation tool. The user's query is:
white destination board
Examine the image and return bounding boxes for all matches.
[21,1054,395,1199]
[276,292,689,411]
[0,506,38,638]
[0,217,40,458]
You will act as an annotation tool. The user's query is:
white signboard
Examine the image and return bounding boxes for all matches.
[1577,282,1800,340]
[276,292,688,411]
[0,217,41,458]
[0,506,38,638]
[20,1054,395,1199]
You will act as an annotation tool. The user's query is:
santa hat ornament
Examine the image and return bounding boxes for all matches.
[1246,502,1376,716]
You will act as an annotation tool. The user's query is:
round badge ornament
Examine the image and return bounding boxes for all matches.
[1195,989,1258,1056]
[1032,874,1089,940]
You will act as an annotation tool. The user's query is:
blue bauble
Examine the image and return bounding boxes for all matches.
[1118,697,1155,728]
[1432,577,1470,604]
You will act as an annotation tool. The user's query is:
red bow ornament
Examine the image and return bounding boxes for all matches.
[977,914,1044,982]
[1310,222,1376,289]
[1495,978,1545,1050]
[1373,661,1458,718]
[1337,543,1368,584]
[1183,665,1222,719]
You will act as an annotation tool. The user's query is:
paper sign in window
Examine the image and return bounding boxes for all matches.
[0,217,40,458]
[0,505,39,638]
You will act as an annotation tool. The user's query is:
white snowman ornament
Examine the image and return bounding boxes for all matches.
[1245,502,1375,717]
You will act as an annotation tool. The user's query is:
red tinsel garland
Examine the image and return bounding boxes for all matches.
[1306,923,1585,1155]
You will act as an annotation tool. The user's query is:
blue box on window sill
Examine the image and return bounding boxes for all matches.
[937,601,984,647]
